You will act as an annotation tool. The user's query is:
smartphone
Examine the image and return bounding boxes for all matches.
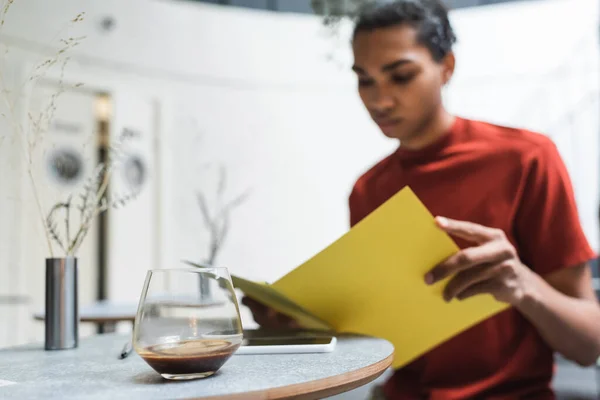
[235,335,337,355]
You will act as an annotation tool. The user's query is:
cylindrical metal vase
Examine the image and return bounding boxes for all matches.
[45,257,79,350]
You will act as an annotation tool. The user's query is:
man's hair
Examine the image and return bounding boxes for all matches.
[353,0,457,62]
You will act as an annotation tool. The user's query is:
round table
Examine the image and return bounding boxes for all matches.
[33,300,137,332]
[33,299,228,333]
[1,294,30,346]
[0,332,394,399]
[0,295,30,305]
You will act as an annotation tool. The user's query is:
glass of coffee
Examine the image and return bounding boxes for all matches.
[133,267,243,380]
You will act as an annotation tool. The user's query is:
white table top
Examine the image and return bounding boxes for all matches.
[33,300,137,323]
[33,298,229,323]
[0,332,394,399]
[0,295,30,305]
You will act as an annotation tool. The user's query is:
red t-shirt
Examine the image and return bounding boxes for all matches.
[348,117,596,399]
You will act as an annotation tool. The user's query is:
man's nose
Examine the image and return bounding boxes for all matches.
[368,86,395,114]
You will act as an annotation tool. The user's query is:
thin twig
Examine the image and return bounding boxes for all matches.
[67,131,136,255]
[197,191,216,234]
[218,188,251,221]
[64,195,72,247]
[78,163,105,222]
[217,165,226,201]
[196,162,251,266]
[215,212,231,260]
[69,178,109,254]
[0,9,86,257]
[46,203,67,253]
[0,0,14,28]
[0,79,55,256]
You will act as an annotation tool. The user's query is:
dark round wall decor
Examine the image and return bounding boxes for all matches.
[47,148,84,185]
[122,154,146,190]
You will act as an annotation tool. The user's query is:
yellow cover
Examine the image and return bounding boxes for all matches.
[231,275,332,331]
[235,186,508,368]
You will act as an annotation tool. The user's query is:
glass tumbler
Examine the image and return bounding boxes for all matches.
[133,267,243,380]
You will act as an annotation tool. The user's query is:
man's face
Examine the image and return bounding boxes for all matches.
[352,24,453,141]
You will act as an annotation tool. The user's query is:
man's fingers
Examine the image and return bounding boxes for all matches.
[240,296,256,307]
[436,216,504,244]
[241,296,266,311]
[242,296,299,329]
[443,262,509,301]
[255,311,298,329]
[265,307,277,319]
[455,279,502,301]
[426,240,512,284]
[253,313,277,328]
[276,313,301,329]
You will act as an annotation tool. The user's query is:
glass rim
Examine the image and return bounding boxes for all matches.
[146,267,230,273]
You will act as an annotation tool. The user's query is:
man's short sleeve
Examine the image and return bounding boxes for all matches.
[514,141,596,276]
[349,179,371,228]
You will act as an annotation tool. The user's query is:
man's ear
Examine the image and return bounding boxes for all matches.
[441,52,455,85]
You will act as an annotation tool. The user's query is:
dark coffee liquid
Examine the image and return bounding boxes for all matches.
[139,339,240,375]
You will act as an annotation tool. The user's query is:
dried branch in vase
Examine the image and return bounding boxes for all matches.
[45,129,140,257]
[0,1,88,257]
[196,165,251,267]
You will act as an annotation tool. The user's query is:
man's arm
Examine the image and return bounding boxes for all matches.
[427,217,600,367]
[517,263,600,366]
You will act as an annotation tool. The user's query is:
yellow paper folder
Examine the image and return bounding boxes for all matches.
[234,187,508,368]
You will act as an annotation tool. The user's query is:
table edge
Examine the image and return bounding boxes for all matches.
[33,315,136,323]
[190,350,394,400]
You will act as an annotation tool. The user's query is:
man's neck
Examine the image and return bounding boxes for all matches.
[400,109,455,151]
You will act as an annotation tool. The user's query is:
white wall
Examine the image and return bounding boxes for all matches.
[0,0,598,346]
[0,0,394,344]
[447,0,600,249]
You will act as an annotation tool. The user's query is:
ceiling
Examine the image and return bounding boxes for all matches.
[187,0,535,13]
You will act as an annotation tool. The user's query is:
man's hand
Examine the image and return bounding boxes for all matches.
[241,297,300,329]
[426,216,538,305]
[425,216,600,366]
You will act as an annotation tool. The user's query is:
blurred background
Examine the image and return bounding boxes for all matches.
[0,0,598,397]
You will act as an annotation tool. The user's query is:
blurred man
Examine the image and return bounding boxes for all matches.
[243,1,600,398]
